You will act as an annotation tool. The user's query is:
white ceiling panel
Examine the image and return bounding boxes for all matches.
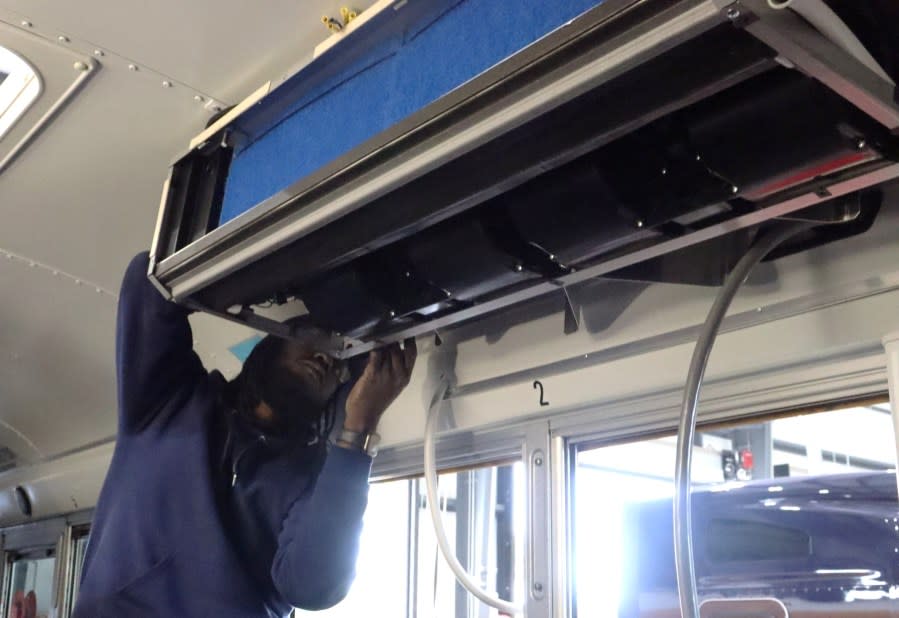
[0,44,219,291]
[0,253,117,459]
[0,0,377,103]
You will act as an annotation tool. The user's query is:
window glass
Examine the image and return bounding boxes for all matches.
[295,479,412,617]
[295,461,525,618]
[414,462,525,618]
[6,553,55,618]
[705,519,810,563]
[573,405,899,618]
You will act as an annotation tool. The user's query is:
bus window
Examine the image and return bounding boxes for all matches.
[5,551,55,618]
[65,529,90,617]
[414,462,525,618]
[295,461,525,618]
[294,479,413,617]
[571,404,899,617]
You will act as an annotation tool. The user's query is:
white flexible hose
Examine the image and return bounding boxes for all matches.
[768,0,894,85]
[674,223,811,617]
[424,379,522,615]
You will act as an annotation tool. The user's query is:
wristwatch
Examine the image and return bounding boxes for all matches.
[336,428,381,457]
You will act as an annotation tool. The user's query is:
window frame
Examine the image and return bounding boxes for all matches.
[0,45,42,142]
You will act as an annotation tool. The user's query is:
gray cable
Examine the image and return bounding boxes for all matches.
[674,222,811,618]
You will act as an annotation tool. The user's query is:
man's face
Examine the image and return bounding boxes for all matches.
[278,340,344,408]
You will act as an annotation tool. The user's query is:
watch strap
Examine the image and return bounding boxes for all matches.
[336,428,380,456]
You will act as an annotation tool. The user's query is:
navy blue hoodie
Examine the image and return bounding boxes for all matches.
[73,252,372,617]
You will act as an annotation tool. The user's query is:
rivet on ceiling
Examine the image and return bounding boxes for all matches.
[20,20,32,28]
[57,35,70,43]
[0,249,117,298]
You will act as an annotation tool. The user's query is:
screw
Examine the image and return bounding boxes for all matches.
[128,63,139,72]
[94,49,104,57]
[73,61,89,72]
[21,20,32,27]
[194,95,205,102]
[58,35,70,43]
[855,138,867,151]
[726,7,741,20]
[535,457,543,466]
[636,220,645,228]
[162,80,172,88]
[533,583,543,592]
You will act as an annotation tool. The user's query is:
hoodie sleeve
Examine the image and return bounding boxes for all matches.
[271,446,372,610]
[116,251,205,433]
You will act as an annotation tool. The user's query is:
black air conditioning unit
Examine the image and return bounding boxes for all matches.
[149,0,899,356]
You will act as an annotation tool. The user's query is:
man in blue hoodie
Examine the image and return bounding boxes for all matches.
[73,252,416,617]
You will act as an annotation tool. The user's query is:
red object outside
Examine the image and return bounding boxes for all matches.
[740,448,754,471]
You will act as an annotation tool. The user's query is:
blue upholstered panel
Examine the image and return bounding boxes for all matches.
[219,0,604,225]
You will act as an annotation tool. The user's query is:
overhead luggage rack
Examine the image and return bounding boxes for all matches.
[149,0,899,357]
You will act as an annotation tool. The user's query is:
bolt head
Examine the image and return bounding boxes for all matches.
[73,61,89,72]
[726,7,741,20]
[93,49,105,57]
[21,20,32,27]
[533,583,544,592]
[194,95,205,102]
[162,80,172,88]
[535,457,543,466]
[57,35,70,43]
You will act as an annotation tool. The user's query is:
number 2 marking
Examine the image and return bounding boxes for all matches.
[533,380,549,407]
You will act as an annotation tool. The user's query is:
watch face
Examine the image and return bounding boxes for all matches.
[365,433,381,457]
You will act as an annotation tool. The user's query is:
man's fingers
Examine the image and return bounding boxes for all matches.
[366,349,384,376]
[403,338,417,373]
[387,343,405,380]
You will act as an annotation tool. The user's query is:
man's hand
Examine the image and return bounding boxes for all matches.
[344,339,417,432]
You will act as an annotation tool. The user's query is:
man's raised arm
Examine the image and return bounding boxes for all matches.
[116,251,205,433]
